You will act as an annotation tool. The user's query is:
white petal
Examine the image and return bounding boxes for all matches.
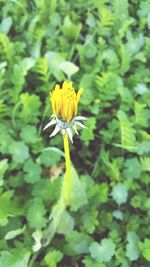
[75,121,87,129]
[73,125,79,135]
[67,128,73,143]
[43,119,57,131]
[61,129,66,136]
[50,125,60,137]
[74,116,88,121]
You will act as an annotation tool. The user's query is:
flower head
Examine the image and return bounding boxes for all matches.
[43,81,87,142]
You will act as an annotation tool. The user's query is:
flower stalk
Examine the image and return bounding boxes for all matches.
[63,132,71,204]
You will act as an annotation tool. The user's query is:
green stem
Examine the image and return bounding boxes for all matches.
[63,133,71,204]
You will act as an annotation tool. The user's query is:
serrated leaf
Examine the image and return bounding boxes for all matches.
[20,125,39,144]
[62,16,82,40]
[112,183,128,205]
[123,158,141,179]
[27,198,47,229]
[20,93,41,123]
[9,141,29,163]
[44,249,63,267]
[139,239,150,262]
[23,159,41,184]
[140,157,150,172]
[89,238,116,262]
[117,110,137,152]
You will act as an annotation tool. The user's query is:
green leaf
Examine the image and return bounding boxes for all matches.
[32,230,42,252]
[19,93,41,123]
[44,249,63,267]
[10,58,35,101]
[117,110,137,152]
[0,159,8,186]
[99,7,114,28]
[83,257,106,267]
[140,157,150,172]
[134,83,148,95]
[0,16,12,34]
[9,141,29,164]
[113,0,128,24]
[139,239,150,262]
[64,231,92,256]
[62,16,82,40]
[81,209,98,234]
[45,51,65,81]
[89,238,116,262]
[126,232,140,261]
[57,210,74,235]
[112,183,128,205]
[80,117,96,146]
[123,158,142,179]
[0,251,30,267]
[27,198,47,229]
[32,178,61,202]
[70,166,87,211]
[4,226,25,240]
[137,141,150,155]
[60,61,79,79]
[101,150,120,181]
[38,149,62,167]
[79,74,96,105]
[98,183,109,204]
[112,210,124,220]
[23,159,41,184]
[20,125,39,144]
[0,191,14,226]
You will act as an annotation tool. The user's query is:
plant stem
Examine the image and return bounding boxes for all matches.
[28,133,71,267]
[63,133,71,204]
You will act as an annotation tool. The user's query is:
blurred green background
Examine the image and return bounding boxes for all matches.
[0,0,150,266]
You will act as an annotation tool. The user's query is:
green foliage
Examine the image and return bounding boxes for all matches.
[89,238,116,262]
[9,141,29,163]
[44,249,63,267]
[126,232,140,261]
[27,198,47,229]
[0,250,30,267]
[0,0,149,266]
[112,183,128,205]
[139,239,150,262]
[0,159,8,186]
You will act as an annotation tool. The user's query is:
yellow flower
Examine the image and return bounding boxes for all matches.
[43,81,87,142]
[50,81,83,122]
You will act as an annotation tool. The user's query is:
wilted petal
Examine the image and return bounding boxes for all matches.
[50,125,60,137]
[67,128,73,143]
[43,119,57,131]
[75,121,87,129]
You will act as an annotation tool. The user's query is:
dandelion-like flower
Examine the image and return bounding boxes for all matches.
[43,81,87,142]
